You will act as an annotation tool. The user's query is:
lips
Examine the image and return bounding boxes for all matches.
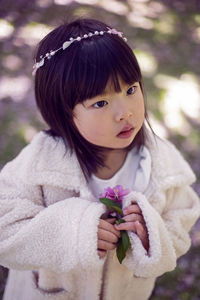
[117,124,134,138]
[118,124,133,134]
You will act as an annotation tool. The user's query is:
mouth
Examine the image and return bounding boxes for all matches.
[117,126,134,138]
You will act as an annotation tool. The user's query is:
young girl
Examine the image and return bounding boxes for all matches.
[0,18,199,300]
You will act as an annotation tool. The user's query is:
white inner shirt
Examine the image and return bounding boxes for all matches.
[88,146,152,201]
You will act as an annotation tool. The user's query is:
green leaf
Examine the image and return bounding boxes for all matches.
[99,197,123,215]
[99,197,121,209]
[99,197,130,264]
[116,239,125,264]
[121,231,130,253]
[115,218,125,225]
[116,231,130,264]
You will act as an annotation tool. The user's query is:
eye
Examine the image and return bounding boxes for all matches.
[93,100,108,108]
[127,86,137,95]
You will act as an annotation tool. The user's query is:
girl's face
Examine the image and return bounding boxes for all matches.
[73,78,145,150]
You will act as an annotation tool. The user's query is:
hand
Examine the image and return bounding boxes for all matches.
[114,204,149,252]
[97,218,121,259]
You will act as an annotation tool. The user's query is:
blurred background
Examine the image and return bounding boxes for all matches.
[0,0,200,299]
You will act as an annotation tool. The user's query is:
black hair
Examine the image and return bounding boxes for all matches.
[34,18,152,180]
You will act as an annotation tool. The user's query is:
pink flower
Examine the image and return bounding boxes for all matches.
[100,185,130,205]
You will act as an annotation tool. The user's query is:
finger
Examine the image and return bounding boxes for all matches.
[105,218,116,224]
[135,221,149,251]
[135,221,147,240]
[122,213,144,223]
[98,240,116,251]
[98,249,107,258]
[105,218,121,234]
[98,228,118,243]
[123,204,142,216]
[98,219,121,238]
[114,222,137,232]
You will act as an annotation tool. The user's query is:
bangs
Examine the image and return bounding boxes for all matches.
[62,33,142,107]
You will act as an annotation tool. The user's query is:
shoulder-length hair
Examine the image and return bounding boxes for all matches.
[34,18,152,180]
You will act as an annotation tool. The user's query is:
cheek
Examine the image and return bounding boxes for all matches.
[134,98,145,125]
[140,102,145,121]
[73,113,105,141]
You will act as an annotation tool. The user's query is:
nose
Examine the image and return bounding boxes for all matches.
[114,102,133,122]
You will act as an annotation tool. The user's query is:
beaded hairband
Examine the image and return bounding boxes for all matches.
[32,27,127,75]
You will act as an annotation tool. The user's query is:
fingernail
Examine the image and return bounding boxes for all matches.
[136,221,140,226]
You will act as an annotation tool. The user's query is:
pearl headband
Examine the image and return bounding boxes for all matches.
[32,27,127,75]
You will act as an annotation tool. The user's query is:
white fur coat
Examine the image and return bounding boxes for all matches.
[0,131,199,300]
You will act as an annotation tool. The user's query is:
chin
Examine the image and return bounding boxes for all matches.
[116,141,135,149]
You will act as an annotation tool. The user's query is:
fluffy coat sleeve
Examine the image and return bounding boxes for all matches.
[0,149,105,273]
[122,138,200,278]
[122,188,200,278]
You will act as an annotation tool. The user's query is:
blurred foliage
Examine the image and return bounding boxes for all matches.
[0,0,200,299]
[151,244,200,299]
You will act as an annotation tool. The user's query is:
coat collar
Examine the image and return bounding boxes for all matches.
[24,130,195,195]
[22,132,88,195]
[145,131,195,190]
